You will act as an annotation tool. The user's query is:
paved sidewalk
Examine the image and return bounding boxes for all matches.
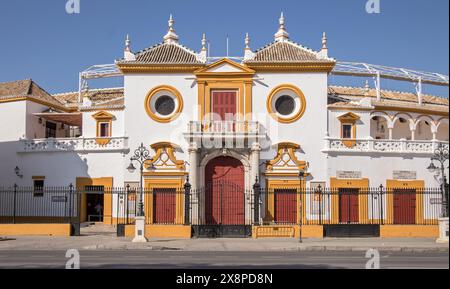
[0,235,448,252]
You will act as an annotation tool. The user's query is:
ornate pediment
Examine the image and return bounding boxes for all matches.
[266,142,307,173]
[145,142,185,171]
[194,58,255,77]
[91,111,115,120]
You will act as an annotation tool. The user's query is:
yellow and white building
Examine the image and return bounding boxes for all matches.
[0,14,448,238]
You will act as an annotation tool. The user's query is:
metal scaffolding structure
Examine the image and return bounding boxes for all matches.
[78,61,449,103]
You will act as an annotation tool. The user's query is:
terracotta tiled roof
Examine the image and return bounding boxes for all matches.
[328,85,449,114]
[328,85,449,106]
[245,40,335,63]
[117,42,204,65]
[0,79,65,108]
[53,88,124,110]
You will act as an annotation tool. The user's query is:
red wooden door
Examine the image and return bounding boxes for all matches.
[205,156,245,225]
[393,189,416,224]
[212,91,237,121]
[339,188,359,223]
[153,188,176,224]
[274,189,297,224]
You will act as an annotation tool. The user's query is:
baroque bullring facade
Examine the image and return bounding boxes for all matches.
[0,14,448,238]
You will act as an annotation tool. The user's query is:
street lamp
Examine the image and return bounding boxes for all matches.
[298,162,309,244]
[127,143,153,217]
[427,143,449,218]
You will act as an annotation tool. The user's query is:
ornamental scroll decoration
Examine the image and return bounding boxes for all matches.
[144,142,185,171]
[266,142,307,172]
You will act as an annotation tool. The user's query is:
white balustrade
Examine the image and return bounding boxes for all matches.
[187,121,261,135]
[19,137,129,153]
[324,138,448,154]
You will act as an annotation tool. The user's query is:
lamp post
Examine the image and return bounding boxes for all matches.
[127,143,153,217]
[127,143,154,243]
[427,143,449,243]
[298,163,309,244]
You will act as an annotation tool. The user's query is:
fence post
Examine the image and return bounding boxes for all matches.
[379,184,384,225]
[126,184,130,225]
[13,183,17,224]
[68,183,73,224]
[184,176,191,225]
[253,176,261,225]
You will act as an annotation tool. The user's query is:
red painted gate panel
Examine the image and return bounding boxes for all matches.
[339,188,359,223]
[153,188,176,224]
[274,189,297,224]
[393,189,416,224]
[205,156,245,225]
[212,91,237,121]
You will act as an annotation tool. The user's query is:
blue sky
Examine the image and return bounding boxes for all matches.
[0,0,448,96]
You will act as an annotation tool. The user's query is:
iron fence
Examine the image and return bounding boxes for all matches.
[256,187,444,226]
[0,184,445,228]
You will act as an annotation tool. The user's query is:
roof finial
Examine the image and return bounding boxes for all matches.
[125,34,131,51]
[321,32,327,50]
[245,33,251,50]
[274,12,289,42]
[364,80,370,95]
[244,32,255,61]
[163,14,179,44]
[201,33,207,51]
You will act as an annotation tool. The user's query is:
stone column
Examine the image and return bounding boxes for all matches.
[250,142,261,224]
[188,142,199,225]
[250,142,261,185]
[388,128,393,140]
[411,129,416,141]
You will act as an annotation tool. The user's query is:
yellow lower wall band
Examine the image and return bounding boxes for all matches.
[380,225,439,238]
[252,225,324,238]
[0,224,72,236]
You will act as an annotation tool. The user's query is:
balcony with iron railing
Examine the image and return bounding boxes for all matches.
[185,121,265,139]
[323,137,449,155]
[18,137,129,153]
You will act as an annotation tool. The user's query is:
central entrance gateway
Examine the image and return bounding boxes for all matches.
[193,156,251,238]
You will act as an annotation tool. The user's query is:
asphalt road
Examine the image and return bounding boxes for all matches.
[0,250,448,269]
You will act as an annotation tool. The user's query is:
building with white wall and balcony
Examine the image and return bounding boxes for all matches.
[0,14,448,239]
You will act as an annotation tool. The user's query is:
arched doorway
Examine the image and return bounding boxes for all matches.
[196,156,250,237]
[205,156,245,225]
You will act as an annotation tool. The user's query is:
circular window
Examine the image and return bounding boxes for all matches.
[145,85,183,123]
[155,95,175,116]
[267,84,306,123]
[275,95,295,116]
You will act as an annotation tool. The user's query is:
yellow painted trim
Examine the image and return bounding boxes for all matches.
[246,63,335,73]
[143,172,188,176]
[330,178,370,224]
[338,112,360,148]
[266,84,307,124]
[265,179,306,225]
[144,142,185,171]
[194,58,255,75]
[0,224,71,236]
[76,177,113,225]
[380,225,439,238]
[93,111,114,139]
[32,176,46,180]
[117,64,205,73]
[252,225,323,238]
[144,85,183,123]
[144,178,184,225]
[386,180,426,225]
[244,81,253,121]
[266,142,307,172]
